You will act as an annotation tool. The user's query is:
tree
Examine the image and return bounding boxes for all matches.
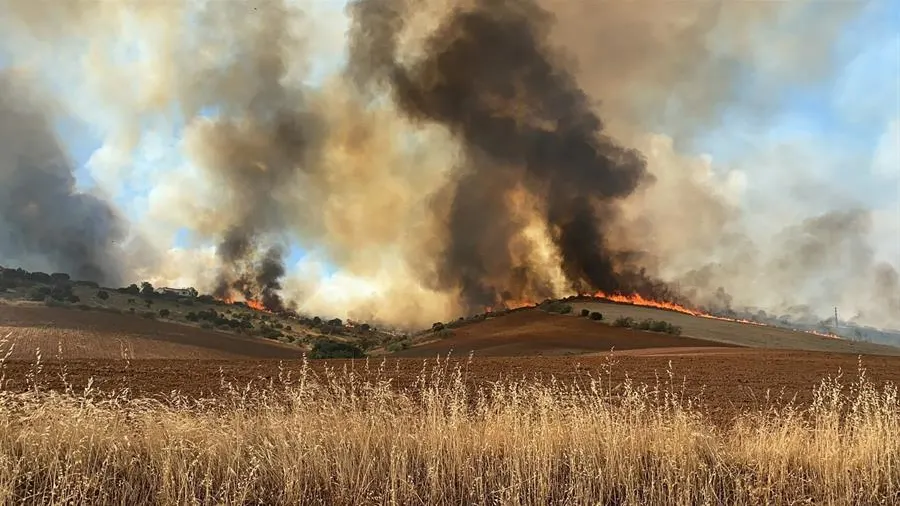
[50,272,71,283]
[140,282,154,297]
[96,290,109,301]
[121,284,140,295]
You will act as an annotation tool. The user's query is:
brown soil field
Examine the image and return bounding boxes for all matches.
[0,305,304,360]
[395,309,734,357]
[570,301,900,356]
[3,351,900,425]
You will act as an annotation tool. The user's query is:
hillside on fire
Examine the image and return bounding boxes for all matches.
[3,264,899,361]
[0,265,404,359]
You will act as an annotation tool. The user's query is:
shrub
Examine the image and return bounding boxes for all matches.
[589,312,603,321]
[96,290,109,301]
[285,325,292,331]
[432,322,445,332]
[28,271,52,284]
[200,322,213,330]
[309,340,365,359]
[387,341,410,353]
[29,286,51,301]
[541,301,572,314]
[649,320,670,333]
[121,284,140,295]
[197,295,215,304]
[50,273,71,283]
[186,312,199,322]
[613,316,634,328]
[141,311,156,320]
[580,309,590,317]
[158,309,171,318]
[44,298,67,308]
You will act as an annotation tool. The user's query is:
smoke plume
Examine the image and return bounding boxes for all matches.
[0,73,125,285]
[0,0,894,330]
[347,0,688,310]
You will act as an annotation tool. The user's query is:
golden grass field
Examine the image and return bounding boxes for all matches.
[1,301,900,504]
[0,355,898,505]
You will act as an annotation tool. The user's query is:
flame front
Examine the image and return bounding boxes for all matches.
[245,299,267,312]
[592,291,701,316]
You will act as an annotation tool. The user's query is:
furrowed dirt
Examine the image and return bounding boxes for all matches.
[4,351,900,425]
[0,305,303,360]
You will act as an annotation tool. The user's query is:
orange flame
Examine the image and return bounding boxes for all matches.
[592,291,702,316]
[245,299,267,312]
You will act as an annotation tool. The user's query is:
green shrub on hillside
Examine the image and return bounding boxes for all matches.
[540,301,572,314]
[580,309,590,317]
[613,316,634,328]
[612,316,682,336]
[309,340,365,359]
[589,312,603,321]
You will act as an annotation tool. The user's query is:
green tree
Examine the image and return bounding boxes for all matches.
[140,282,154,297]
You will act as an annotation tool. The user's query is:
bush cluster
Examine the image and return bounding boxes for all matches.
[308,339,365,359]
[613,316,682,336]
[539,301,572,314]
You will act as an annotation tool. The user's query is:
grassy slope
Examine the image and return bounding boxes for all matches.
[570,301,900,356]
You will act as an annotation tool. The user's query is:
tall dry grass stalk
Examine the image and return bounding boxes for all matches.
[0,355,897,505]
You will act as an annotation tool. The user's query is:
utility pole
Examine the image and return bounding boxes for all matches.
[834,307,839,329]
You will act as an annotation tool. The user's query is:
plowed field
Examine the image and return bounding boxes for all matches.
[0,304,303,360]
[3,351,900,425]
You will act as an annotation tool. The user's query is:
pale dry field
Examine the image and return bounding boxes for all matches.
[571,301,900,356]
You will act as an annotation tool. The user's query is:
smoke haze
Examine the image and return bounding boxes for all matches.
[0,0,895,330]
[0,73,125,285]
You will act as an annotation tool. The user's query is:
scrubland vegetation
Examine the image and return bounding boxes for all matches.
[0,356,897,505]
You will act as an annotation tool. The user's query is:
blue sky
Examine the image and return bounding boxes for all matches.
[4,0,899,280]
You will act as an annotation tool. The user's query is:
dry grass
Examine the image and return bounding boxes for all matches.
[0,350,897,505]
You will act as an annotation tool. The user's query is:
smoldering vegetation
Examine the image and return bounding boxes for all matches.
[0,0,895,329]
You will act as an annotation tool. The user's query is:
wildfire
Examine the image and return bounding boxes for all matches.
[245,299,267,312]
[214,295,271,313]
[592,291,702,316]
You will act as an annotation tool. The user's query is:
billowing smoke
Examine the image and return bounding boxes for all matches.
[0,0,895,330]
[347,0,686,310]
[0,73,125,285]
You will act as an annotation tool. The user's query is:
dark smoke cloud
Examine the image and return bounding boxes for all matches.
[213,230,286,311]
[0,73,125,285]
[182,65,326,311]
[348,0,675,310]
